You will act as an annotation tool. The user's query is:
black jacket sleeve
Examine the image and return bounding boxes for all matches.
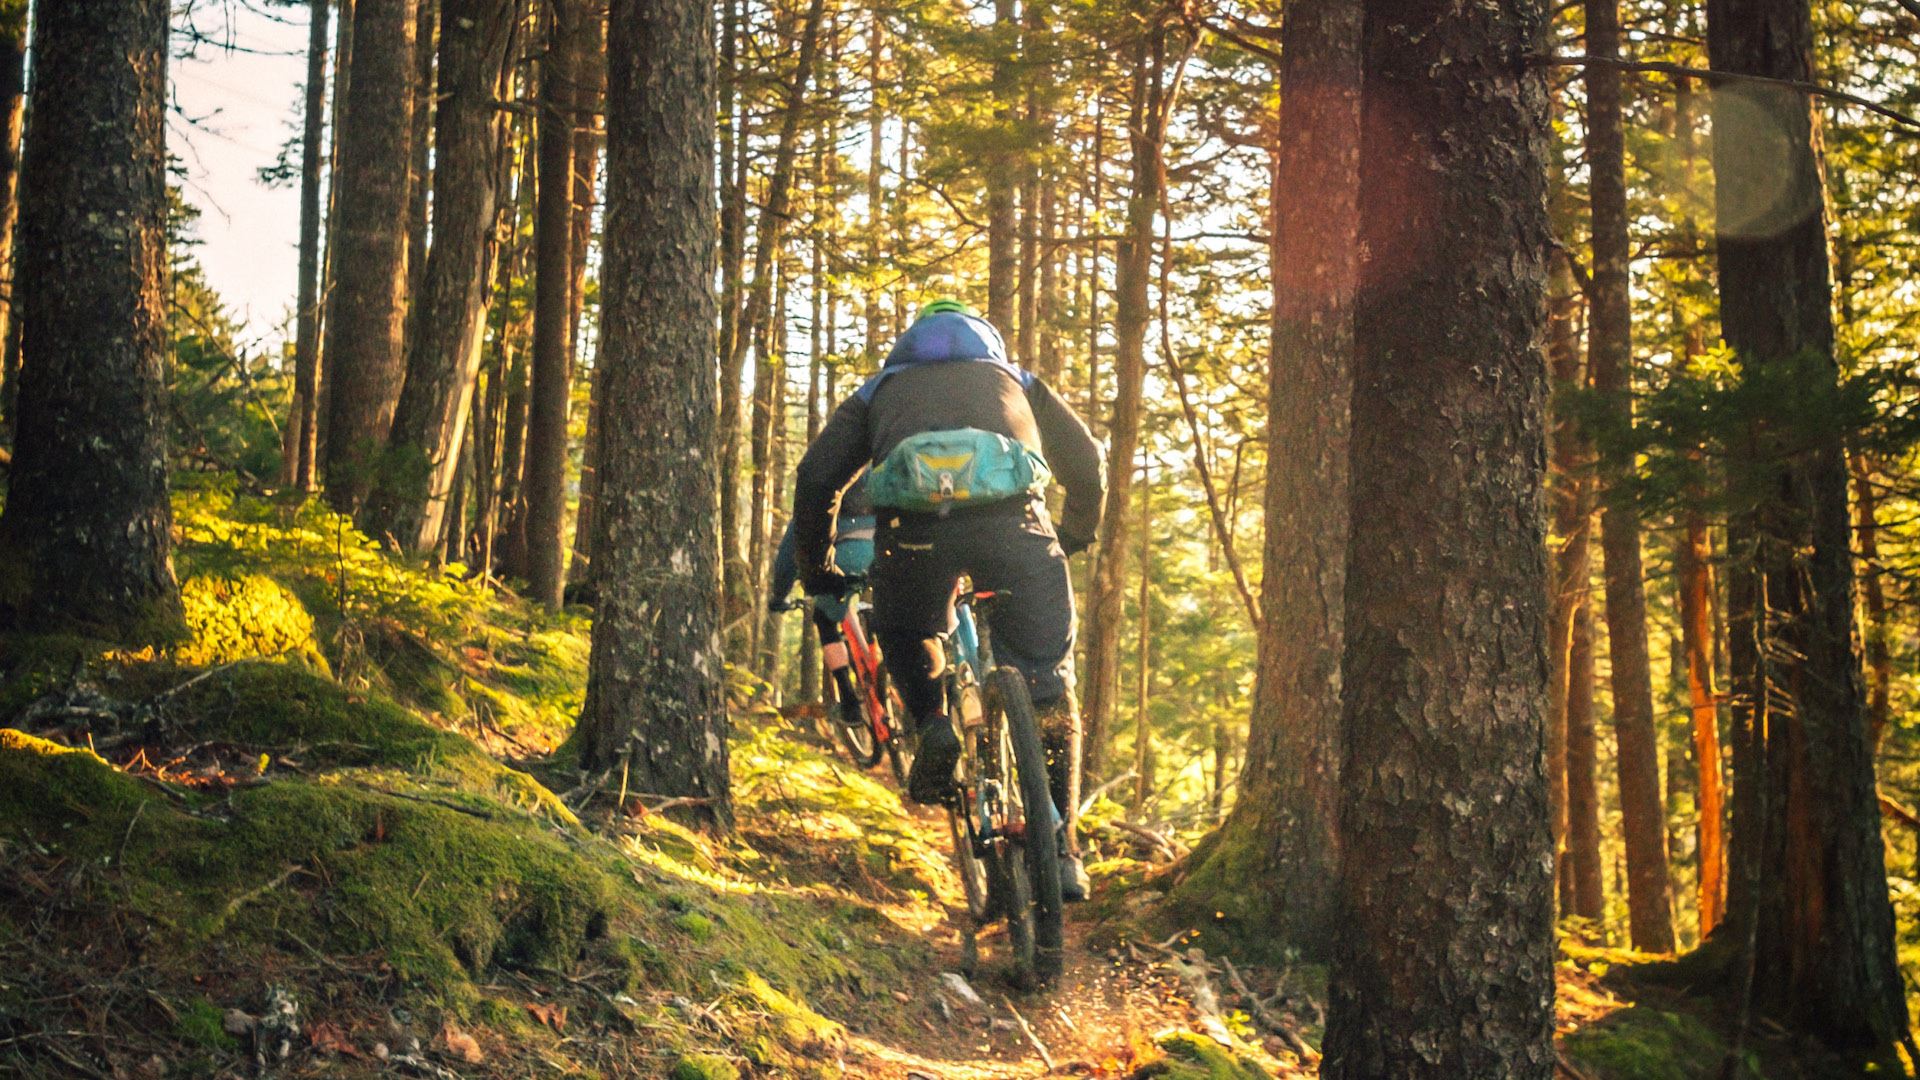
[793,393,872,586]
[1029,378,1105,547]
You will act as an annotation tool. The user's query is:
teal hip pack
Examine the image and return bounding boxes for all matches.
[867,428,1052,512]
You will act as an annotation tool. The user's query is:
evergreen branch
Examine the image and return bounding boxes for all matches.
[1533,54,1920,132]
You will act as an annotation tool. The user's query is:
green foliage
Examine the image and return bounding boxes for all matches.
[1563,1007,1753,1080]
[176,572,329,671]
[672,1052,742,1080]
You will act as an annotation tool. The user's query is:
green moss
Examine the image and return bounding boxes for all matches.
[176,573,328,673]
[671,1052,741,1080]
[176,998,237,1050]
[675,912,717,942]
[1564,1007,1750,1079]
[163,661,577,825]
[1135,1032,1273,1080]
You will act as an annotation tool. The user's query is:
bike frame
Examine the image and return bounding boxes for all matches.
[837,598,896,743]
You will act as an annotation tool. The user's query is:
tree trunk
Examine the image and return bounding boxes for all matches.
[522,0,586,608]
[1169,0,1357,957]
[0,0,21,443]
[1321,0,1555,1073]
[1567,579,1606,921]
[985,0,1017,328]
[1678,510,1725,935]
[717,0,749,648]
[1851,453,1892,751]
[362,0,517,552]
[0,0,184,642]
[1708,0,1908,1053]
[289,0,332,491]
[565,15,607,588]
[1585,0,1677,954]
[313,0,358,466]
[1083,23,1186,783]
[577,0,728,829]
[1131,462,1153,817]
[322,0,419,513]
[403,0,437,353]
[1545,258,1590,916]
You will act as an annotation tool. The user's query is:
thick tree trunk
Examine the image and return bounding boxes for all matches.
[521,0,586,608]
[289,0,332,491]
[1083,25,1185,782]
[1566,581,1606,920]
[1169,0,1357,958]
[0,0,184,642]
[322,0,419,513]
[577,0,728,829]
[1585,0,1676,954]
[1321,0,1555,1074]
[362,0,517,552]
[1708,0,1908,1054]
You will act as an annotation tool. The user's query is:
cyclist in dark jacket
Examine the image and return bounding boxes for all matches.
[768,474,876,727]
[790,299,1105,899]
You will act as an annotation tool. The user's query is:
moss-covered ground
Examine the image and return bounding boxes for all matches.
[0,483,1868,1079]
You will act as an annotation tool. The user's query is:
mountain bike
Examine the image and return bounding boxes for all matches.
[941,587,1065,989]
[775,584,912,787]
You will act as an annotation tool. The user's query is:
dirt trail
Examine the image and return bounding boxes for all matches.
[834,806,1310,1079]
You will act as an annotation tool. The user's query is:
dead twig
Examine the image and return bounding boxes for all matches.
[1002,995,1055,1072]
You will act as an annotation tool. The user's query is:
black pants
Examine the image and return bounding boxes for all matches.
[869,498,1081,825]
[869,498,1076,712]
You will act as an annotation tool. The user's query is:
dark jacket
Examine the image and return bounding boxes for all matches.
[792,314,1105,584]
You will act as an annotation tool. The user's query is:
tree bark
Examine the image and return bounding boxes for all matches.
[1851,453,1892,751]
[565,10,607,587]
[1545,258,1590,916]
[521,0,587,608]
[362,0,517,552]
[289,0,332,491]
[1083,21,1188,782]
[0,0,184,642]
[1585,0,1677,954]
[1321,0,1555,1073]
[1708,0,1908,1054]
[403,0,437,352]
[577,0,728,829]
[0,0,29,442]
[1677,512,1725,935]
[985,0,1018,328]
[1169,0,1357,958]
[322,0,419,513]
[717,0,749,647]
[1566,577,1606,920]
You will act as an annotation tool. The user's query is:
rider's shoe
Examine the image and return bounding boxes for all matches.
[1061,852,1091,903]
[907,715,961,805]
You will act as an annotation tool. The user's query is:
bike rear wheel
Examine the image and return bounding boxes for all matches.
[986,667,1064,986]
[832,674,884,769]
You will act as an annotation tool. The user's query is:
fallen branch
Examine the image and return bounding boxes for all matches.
[1113,819,1185,862]
[1002,995,1055,1072]
[1077,770,1138,817]
[1221,955,1314,1060]
[222,863,303,923]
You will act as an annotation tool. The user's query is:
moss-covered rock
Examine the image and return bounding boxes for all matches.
[1132,1032,1274,1080]
[162,660,577,824]
[671,1052,741,1080]
[1563,1006,1750,1079]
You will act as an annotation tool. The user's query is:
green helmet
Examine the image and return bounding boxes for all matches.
[918,297,972,320]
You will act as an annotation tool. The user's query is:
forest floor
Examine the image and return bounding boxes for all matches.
[0,480,1853,1079]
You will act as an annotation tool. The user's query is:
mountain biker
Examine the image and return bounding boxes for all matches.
[790,298,1106,901]
[767,473,876,728]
